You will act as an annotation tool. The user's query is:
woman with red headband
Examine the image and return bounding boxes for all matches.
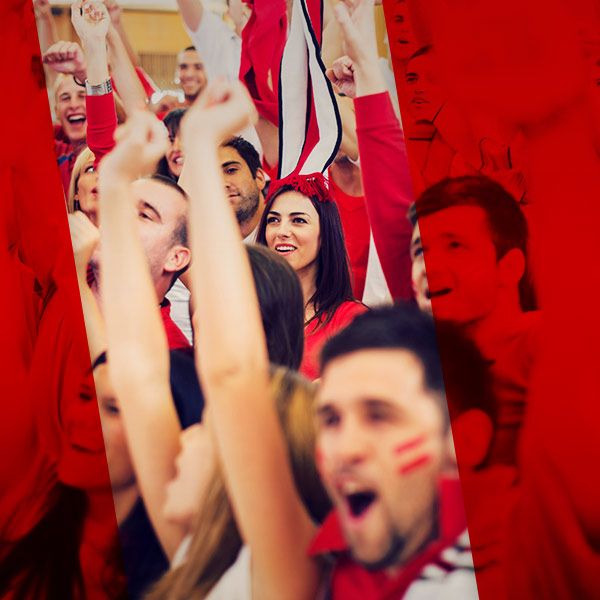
[257,174,367,380]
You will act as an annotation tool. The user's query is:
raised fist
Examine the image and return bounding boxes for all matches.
[43,41,87,80]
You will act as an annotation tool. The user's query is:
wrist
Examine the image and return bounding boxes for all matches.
[82,39,108,54]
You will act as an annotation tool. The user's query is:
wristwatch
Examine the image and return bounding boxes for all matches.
[85,79,113,96]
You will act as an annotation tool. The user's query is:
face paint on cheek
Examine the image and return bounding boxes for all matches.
[393,435,427,456]
[398,454,432,476]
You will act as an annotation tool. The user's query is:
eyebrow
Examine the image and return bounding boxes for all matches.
[222,160,242,169]
[139,200,162,222]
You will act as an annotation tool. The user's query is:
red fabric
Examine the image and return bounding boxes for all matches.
[86,92,118,167]
[309,478,468,600]
[135,66,158,99]
[160,299,191,350]
[354,92,415,303]
[239,0,287,125]
[55,136,85,196]
[329,177,369,300]
[301,301,367,380]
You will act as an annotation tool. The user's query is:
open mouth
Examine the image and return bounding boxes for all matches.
[275,244,296,254]
[171,155,184,165]
[346,490,377,519]
[67,114,86,125]
[426,287,452,300]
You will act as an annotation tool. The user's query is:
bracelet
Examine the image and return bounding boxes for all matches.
[85,78,113,96]
[73,75,86,88]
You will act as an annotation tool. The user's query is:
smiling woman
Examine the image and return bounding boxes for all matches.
[256,174,367,380]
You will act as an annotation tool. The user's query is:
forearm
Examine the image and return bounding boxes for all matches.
[111,18,139,67]
[35,13,58,53]
[81,39,109,85]
[176,0,204,32]
[76,274,107,364]
[107,26,147,114]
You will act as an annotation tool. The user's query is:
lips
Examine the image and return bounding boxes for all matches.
[67,113,86,125]
[345,490,378,520]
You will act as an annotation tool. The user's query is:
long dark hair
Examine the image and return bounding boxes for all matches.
[155,108,187,182]
[256,185,355,329]
[246,244,305,369]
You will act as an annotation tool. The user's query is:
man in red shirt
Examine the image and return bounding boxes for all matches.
[409,176,539,467]
[312,306,479,599]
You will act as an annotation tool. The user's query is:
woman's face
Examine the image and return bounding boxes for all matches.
[163,423,216,530]
[265,191,321,274]
[166,130,184,178]
[76,158,99,224]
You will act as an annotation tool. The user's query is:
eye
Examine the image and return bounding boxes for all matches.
[266,215,279,224]
[448,240,463,250]
[319,411,341,428]
[292,217,307,224]
[225,167,238,175]
[365,405,393,423]
[406,75,417,84]
[412,246,423,258]
[84,165,96,174]
[103,401,120,416]
[139,211,152,221]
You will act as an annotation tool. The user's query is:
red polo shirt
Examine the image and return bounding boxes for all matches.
[309,478,473,600]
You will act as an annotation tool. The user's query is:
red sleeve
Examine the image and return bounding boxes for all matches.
[354,92,415,302]
[135,66,158,99]
[85,92,117,166]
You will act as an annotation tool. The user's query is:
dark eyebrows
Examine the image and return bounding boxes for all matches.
[139,200,162,222]
[222,160,242,169]
[315,403,336,418]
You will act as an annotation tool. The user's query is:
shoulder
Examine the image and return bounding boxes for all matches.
[332,301,368,325]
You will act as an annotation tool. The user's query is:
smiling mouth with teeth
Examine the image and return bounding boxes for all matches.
[346,491,377,519]
[275,245,296,253]
[67,115,86,124]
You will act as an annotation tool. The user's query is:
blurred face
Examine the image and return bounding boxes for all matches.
[176,49,206,101]
[218,145,265,227]
[164,423,216,529]
[58,369,111,490]
[386,0,417,61]
[92,179,189,287]
[166,130,184,178]
[265,191,320,274]
[410,206,503,325]
[405,53,445,124]
[75,157,99,223]
[316,350,447,570]
[55,77,87,143]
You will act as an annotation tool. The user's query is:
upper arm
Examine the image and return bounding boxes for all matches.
[176,0,204,33]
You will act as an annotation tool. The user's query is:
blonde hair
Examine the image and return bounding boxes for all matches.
[67,147,95,213]
[147,367,330,600]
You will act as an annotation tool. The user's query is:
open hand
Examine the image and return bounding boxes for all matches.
[71,0,111,47]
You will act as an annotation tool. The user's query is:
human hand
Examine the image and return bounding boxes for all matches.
[71,0,111,47]
[43,41,87,80]
[181,79,258,149]
[334,0,378,69]
[100,110,168,183]
[33,0,52,19]
[326,55,356,98]
[102,0,122,26]
[68,211,100,279]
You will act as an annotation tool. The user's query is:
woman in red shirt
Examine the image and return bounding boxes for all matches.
[256,174,367,380]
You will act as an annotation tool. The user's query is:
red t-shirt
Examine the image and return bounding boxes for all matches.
[300,301,367,381]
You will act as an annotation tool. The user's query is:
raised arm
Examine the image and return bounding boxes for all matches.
[97,112,187,559]
[104,0,139,67]
[329,0,415,301]
[180,80,319,599]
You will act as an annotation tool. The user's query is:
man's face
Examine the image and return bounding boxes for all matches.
[410,206,503,325]
[405,53,445,124]
[316,349,447,570]
[176,49,207,101]
[386,0,417,62]
[92,179,189,292]
[218,145,265,227]
[55,77,87,143]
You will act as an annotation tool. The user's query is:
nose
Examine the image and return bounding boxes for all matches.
[332,416,370,469]
[172,135,181,151]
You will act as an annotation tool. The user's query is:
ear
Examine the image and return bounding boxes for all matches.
[498,247,525,287]
[447,409,494,469]
[164,244,192,274]
[255,168,267,192]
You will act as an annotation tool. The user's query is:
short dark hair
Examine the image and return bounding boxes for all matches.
[182,46,197,53]
[321,305,497,431]
[256,186,356,329]
[408,175,536,309]
[246,245,305,369]
[221,136,262,178]
[321,305,445,400]
[408,175,527,259]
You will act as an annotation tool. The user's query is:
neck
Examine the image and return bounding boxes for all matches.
[461,292,524,360]
[112,484,139,526]
[240,197,264,240]
[329,161,363,196]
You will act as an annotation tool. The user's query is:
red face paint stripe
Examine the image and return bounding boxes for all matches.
[399,454,432,476]
[393,435,426,455]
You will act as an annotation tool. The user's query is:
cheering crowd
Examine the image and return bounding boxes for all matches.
[1,0,600,598]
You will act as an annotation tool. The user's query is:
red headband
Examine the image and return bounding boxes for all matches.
[266,172,334,204]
